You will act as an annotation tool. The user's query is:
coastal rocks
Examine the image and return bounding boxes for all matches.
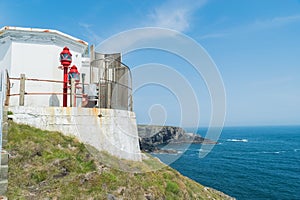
[138,125,217,153]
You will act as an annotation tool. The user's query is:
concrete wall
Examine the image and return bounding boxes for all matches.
[8,106,141,161]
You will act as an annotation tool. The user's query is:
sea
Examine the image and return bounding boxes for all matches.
[153,126,300,200]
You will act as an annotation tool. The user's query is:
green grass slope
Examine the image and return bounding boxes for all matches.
[5,122,234,200]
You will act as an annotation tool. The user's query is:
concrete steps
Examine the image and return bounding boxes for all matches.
[0,151,8,197]
[1,151,8,166]
[0,165,8,180]
[1,110,8,198]
[0,180,7,197]
[0,150,8,197]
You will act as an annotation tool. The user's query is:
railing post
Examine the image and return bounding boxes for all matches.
[70,78,75,107]
[82,73,86,94]
[19,74,25,106]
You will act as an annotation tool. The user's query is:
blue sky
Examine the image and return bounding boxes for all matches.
[1,0,300,127]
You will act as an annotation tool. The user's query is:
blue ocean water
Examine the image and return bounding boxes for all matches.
[154,126,300,200]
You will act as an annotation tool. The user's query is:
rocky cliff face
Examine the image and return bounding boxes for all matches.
[138,125,216,153]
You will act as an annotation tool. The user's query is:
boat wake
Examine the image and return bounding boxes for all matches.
[226,139,248,142]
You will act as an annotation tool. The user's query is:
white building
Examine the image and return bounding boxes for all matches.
[0,26,90,106]
[0,26,141,161]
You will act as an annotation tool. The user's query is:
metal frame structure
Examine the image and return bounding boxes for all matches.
[90,54,133,111]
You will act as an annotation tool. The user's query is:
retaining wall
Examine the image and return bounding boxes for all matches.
[8,106,141,161]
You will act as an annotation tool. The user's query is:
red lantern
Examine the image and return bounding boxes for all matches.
[68,65,80,83]
[59,47,72,107]
[60,47,72,66]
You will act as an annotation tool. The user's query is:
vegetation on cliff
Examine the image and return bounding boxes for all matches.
[5,122,233,199]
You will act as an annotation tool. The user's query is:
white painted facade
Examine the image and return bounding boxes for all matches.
[0,26,88,106]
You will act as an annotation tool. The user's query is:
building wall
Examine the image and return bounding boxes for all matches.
[8,42,84,107]
[8,106,142,161]
[0,39,12,74]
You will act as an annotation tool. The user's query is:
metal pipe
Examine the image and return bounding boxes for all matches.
[70,78,75,107]
[63,67,68,107]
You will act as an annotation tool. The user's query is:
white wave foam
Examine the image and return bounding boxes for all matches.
[187,149,198,152]
[199,149,210,152]
[251,151,286,154]
[268,151,286,154]
[226,139,248,142]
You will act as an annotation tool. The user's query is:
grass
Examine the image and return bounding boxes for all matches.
[4,122,234,200]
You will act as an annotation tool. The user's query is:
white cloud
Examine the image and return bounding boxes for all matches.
[79,1,207,44]
[250,14,300,30]
[199,33,226,40]
[147,0,207,32]
[250,76,294,88]
[79,23,103,44]
[271,14,300,24]
[199,14,300,40]
[95,27,180,54]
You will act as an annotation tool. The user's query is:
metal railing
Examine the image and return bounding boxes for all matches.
[90,53,133,111]
[8,75,70,106]
[7,72,133,111]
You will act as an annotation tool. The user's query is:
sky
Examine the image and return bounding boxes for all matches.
[1,0,300,127]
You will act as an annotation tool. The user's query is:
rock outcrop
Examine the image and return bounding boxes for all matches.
[138,125,217,153]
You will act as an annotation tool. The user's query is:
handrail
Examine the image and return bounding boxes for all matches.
[9,77,64,83]
[90,57,133,85]
[9,92,70,96]
[9,77,132,90]
[8,74,133,111]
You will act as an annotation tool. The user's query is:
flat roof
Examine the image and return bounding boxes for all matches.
[0,26,88,46]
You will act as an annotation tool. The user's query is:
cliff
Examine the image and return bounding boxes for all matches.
[138,125,216,153]
[5,122,234,199]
